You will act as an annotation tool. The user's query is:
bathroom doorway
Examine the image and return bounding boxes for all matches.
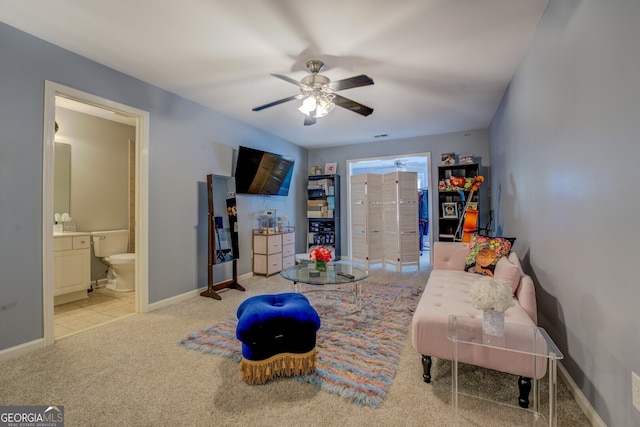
[43,82,150,346]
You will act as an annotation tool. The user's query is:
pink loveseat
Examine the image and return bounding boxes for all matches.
[411,241,541,407]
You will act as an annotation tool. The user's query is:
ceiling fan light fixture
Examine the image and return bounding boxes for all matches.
[252,59,373,125]
[298,96,317,115]
[315,97,334,117]
[298,89,335,118]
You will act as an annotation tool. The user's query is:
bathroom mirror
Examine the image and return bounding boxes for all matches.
[54,142,71,215]
[200,174,245,300]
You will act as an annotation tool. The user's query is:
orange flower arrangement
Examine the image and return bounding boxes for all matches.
[310,246,332,272]
[310,246,332,263]
[309,246,331,262]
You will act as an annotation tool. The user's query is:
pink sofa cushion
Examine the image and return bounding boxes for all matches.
[494,256,521,293]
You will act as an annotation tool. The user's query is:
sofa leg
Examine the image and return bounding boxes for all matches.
[421,355,432,383]
[518,376,531,408]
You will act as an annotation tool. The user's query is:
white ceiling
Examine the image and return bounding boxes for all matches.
[1,0,548,148]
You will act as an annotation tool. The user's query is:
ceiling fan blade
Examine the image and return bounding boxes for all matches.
[272,73,303,87]
[329,74,374,91]
[333,94,374,116]
[252,95,301,111]
[304,116,317,126]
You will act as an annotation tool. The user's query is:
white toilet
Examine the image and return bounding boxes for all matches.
[91,229,136,292]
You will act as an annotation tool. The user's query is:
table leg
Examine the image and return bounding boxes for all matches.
[452,339,459,426]
[533,377,539,414]
[355,281,363,311]
[549,355,558,427]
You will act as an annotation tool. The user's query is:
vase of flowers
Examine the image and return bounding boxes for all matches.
[481,309,505,336]
[469,277,514,336]
[315,260,327,272]
[310,246,332,272]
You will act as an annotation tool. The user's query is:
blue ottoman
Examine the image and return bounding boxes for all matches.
[236,293,321,384]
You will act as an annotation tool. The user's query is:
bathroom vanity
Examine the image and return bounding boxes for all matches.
[53,232,91,305]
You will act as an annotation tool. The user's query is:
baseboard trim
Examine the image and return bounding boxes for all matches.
[238,272,253,282]
[558,362,605,426]
[0,338,44,362]
[147,275,252,312]
[147,288,205,312]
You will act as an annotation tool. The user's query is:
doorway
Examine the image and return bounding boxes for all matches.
[346,153,433,270]
[42,81,150,346]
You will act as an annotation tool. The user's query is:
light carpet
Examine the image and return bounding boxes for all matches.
[0,269,591,426]
[179,280,423,408]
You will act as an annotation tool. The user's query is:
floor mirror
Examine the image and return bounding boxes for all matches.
[201,174,245,300]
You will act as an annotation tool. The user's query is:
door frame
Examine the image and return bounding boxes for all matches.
[42,81,150,346]
[345,152,433,267]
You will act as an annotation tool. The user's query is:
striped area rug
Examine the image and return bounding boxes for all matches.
[178,280,423,408]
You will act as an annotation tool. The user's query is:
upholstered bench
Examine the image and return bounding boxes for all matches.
[236,293,321,385]
[411,241,542,407]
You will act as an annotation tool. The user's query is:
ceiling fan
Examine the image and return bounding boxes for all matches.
[374,159,424,170]
[252,60,374,126]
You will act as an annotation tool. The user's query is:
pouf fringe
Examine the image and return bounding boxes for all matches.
[240,349,317,385]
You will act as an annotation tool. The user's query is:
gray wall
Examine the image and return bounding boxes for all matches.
[55,107,134,281]
[489,1,640,425]
[57,108,133,233]
[309,130,490,258]
[0,22,306,351]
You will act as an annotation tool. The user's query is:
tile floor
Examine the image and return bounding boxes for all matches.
[54,286,135,340]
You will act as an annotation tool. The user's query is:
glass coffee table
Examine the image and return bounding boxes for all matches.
[281,262,369,312]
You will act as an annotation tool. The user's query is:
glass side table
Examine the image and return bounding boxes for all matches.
[447,315,564,427]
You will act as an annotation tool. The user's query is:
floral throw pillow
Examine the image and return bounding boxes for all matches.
[464,234,513,277]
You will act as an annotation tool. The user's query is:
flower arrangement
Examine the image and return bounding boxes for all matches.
[469,277,514,312]
[309,246,332,272]
[309,246,332,263]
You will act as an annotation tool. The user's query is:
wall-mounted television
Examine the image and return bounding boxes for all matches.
[234,146,295,196]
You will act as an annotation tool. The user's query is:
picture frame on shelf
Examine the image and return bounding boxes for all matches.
[442,202,459,219]
[441,153,455,166]
[459,154,474,164]
[324,162,337,175]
